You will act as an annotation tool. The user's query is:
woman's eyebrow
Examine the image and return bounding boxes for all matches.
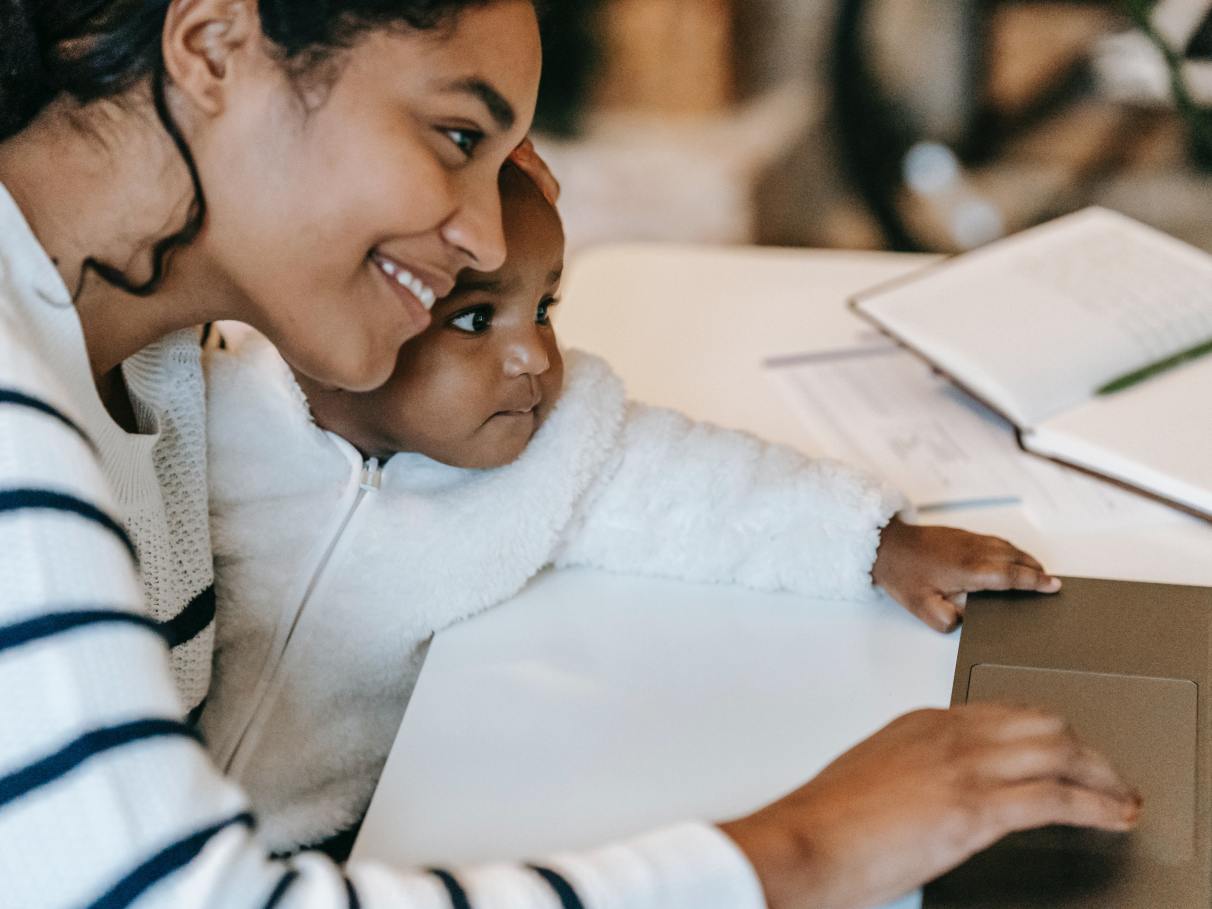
[440,77,516,131]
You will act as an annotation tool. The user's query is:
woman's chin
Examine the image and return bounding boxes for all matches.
[283,341,397,395]
[331,365,395,394]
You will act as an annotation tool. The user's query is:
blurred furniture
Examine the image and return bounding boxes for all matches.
[831,0,1212,252]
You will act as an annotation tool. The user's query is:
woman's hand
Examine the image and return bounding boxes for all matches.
[872,517,1061,632]
[719,705,1141,909]
[509,137,560,205]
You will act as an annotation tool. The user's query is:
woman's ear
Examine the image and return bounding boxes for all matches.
[162,0,260,117]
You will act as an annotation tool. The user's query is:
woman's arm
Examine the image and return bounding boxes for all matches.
[554,402,904,601]
[0,340,1138,909]
[0,337,764,908]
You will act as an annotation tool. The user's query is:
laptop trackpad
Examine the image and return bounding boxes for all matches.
[930,665,1198,907]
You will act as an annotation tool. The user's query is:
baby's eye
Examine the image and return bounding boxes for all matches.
[449,305,494,334]
[443,127,484,158]
[536,296,559,326]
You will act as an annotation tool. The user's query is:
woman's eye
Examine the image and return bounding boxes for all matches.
[449,306,493,334]
[443,127,484,158]
[536,297,559,325]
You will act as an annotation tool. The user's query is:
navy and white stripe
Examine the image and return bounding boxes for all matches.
[84,812,255,909]
[0,387,95,452]
[0,719,204,810]
[0,606,211,724]
[185,697,208,727]
[159,585,216,723]
[428,869,474,909]
[0,488,137,562]
[261,869,300,909]
[527,866,586,909]
[0,609,161,655]
[160,584,216,650]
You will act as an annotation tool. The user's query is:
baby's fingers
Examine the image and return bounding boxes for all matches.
[1004,545,1045,574]
[979,537,1049,576]
[968,561,1061,594]
[915,592,963,633]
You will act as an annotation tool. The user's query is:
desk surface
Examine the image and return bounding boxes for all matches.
[552,243,1211,587]
[354,245,1212,900]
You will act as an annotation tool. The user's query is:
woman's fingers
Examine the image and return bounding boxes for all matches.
[721,704,1139,909]
[959,711,1140,855]
[968,702,1067,741]
[971,733,1137,802]
[980,780,1141,843]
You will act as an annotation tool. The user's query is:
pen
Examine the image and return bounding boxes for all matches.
[1096,336,1212,395]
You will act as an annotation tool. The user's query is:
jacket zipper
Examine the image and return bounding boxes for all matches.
[359,457,384,492]
[224,454,382,771]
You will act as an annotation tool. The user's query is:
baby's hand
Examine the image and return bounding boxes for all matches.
[872,517,1061,633]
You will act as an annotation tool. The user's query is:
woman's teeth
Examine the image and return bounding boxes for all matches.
[376,257,437,310]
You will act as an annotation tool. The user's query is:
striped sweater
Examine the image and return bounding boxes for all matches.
[0,183,766,908]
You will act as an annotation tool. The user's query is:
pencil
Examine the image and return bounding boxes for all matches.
[1096,336,1212,395]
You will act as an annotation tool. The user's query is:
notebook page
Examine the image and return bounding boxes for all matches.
[1025,354,1212,519]
[856,208,1212,429]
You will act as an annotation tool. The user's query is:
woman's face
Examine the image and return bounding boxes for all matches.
[190,1,541,391]
[301,165,566,469]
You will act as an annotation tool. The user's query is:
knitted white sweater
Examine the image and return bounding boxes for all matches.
[0,183,766,909]
[203,328,904,854]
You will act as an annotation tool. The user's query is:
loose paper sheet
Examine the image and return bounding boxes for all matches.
[766,344,1175,529]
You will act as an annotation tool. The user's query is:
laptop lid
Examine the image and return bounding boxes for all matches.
[924,576,1212,908]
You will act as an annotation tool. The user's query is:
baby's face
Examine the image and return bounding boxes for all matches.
[304,167,566,468]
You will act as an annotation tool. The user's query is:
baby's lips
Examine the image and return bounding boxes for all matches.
[498,390,542,414]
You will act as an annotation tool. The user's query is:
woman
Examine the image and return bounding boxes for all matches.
[0,2,1140,908]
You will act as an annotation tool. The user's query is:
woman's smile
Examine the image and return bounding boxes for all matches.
[370,250,455,310]
[369,253,454,336]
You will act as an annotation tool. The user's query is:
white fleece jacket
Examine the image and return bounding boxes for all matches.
[202,329,903,854]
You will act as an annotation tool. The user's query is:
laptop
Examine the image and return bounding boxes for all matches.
[924,576,1212,908]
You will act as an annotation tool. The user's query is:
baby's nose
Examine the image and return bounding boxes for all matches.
[503,334,551,377]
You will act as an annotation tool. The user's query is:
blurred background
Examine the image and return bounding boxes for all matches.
[531,0,1212,259]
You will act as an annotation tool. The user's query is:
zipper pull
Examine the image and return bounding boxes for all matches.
[359,457,382,491]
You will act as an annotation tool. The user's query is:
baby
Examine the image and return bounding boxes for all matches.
[201,165,1059,857]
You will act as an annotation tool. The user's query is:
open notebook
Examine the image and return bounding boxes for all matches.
[851,207,1212,521]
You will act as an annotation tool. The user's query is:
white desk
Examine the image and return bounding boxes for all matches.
[354,245,1212,902]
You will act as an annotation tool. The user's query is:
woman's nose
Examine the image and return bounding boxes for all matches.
[503,330,551,378]
[439,178,507,272]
